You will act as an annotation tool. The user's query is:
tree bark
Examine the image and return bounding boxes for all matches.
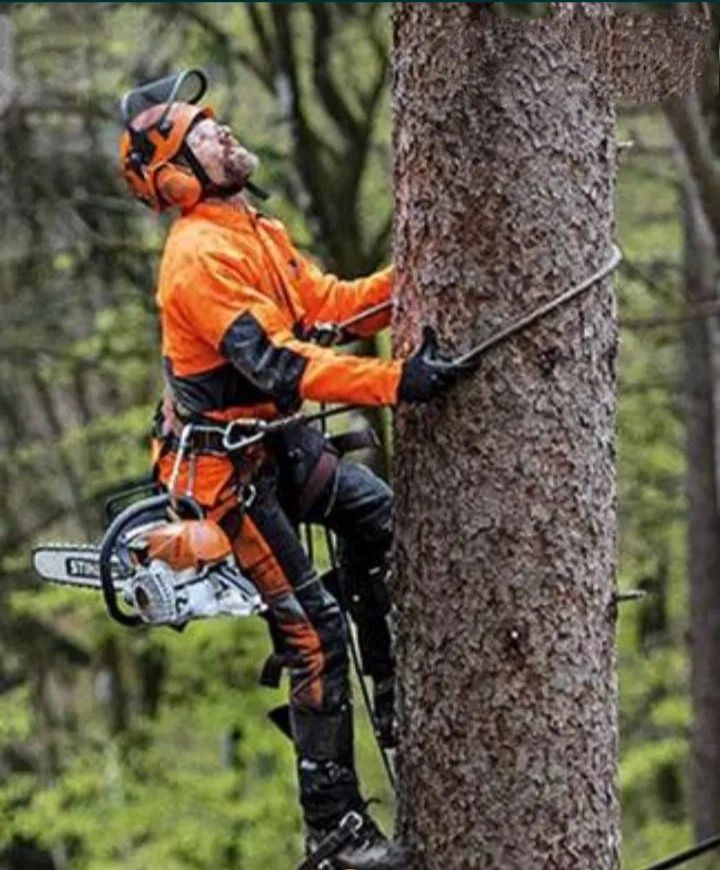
[391,5,619,867]
[678,153,720,842]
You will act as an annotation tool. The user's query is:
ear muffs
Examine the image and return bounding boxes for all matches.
[152,163,203,211]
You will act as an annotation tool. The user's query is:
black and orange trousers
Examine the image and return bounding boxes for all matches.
[224,452,394,827]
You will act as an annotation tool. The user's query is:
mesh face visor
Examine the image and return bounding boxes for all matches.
[120,69,207,130]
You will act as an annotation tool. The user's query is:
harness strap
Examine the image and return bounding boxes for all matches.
[297,449,339,520]
[291,427,379,521]
[260,653,287,689]
[328,428,379,455]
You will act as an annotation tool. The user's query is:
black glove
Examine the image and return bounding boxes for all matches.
[398,326,467,403]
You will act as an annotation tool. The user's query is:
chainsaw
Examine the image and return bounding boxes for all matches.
[32,489,265,629]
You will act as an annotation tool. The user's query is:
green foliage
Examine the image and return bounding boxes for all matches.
[615,110,694,866]
[0,5,394,869]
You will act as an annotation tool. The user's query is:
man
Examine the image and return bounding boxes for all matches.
[119,71,461,869]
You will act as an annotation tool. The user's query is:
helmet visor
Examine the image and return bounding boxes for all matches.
[120,69,207,127]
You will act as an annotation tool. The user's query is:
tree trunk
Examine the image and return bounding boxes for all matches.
[391,5,619,867]
[679,156,720,842]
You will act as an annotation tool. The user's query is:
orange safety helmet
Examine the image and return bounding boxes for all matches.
[119,69,214,212]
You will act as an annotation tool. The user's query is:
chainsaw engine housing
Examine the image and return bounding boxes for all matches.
[33,494,265,628]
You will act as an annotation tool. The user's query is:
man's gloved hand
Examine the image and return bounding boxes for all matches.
[398,326,469,403]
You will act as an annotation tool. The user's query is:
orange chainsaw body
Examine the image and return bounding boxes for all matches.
[141,520,232,571]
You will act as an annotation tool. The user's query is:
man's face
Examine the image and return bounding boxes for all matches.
[185,117,259,189]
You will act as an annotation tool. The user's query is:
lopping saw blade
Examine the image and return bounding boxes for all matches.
[32,545,126,591]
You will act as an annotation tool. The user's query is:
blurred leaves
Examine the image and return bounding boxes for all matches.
[0,5,394,869]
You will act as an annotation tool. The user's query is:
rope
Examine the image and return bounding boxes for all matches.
[338,300,394,332]
[454,243,622,367]
[638,833,720,870]
[328,243,622,371]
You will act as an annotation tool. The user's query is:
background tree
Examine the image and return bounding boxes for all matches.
[677,153,720,845]
[663,7,720,844]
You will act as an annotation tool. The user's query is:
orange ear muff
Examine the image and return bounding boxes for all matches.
[153,163,203,211]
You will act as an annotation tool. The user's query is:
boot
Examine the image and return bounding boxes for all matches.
[305,809,410,870]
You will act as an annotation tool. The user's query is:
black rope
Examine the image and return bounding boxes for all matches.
[326,244,622,370]
[638,832,720,870]
[454,243,622,367]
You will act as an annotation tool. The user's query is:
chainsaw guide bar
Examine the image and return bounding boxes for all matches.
[32,545,125,591]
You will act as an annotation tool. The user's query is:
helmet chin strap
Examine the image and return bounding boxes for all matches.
[244,180,270,201]
[182,142,269,202]
[206,178,270,202]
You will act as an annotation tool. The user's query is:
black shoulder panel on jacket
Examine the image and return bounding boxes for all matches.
[164,357,274,418]
[220,312,308,413]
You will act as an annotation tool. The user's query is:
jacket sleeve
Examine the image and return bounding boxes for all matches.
[293,251,394,338]
[177,250,402,410]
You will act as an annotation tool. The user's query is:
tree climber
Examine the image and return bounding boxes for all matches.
[118,70,460,870]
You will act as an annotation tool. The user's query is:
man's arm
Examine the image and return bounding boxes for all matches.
[177,251,401,410]
[293,250,394,338]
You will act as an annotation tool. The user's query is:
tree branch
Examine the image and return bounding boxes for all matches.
[245,3,273,68]
[309,5,362,138]
[167,4,274,93]
[665,96,720,240]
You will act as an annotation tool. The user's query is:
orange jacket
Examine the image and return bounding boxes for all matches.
[157,201,401,423]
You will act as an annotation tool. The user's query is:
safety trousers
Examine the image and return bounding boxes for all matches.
[226,458,394,827]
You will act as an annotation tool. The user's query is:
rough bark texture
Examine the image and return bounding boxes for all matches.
[391,5,619,868]
[679,159,720,842]
[608,4,709,103]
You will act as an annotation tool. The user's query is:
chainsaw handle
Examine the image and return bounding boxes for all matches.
[99,493,203,627]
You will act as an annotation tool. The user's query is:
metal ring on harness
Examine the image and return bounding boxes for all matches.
[222,418,268,453]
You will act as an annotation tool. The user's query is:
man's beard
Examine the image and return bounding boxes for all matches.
[221,141,259,190]
[185,121,259,193]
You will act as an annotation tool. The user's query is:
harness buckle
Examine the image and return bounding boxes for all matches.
[222,419,267,453]
[307,322,343,348]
